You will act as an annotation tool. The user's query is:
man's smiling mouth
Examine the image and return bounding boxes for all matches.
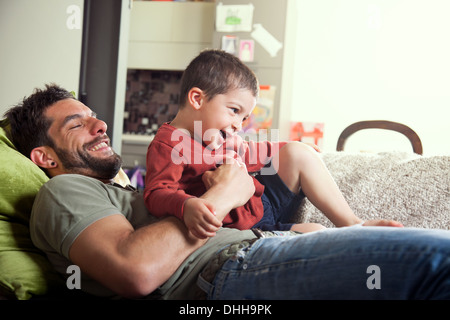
[86,136,111,152]
[89,141,109,151]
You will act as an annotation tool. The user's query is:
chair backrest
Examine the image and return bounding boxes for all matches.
[336,120,423,155]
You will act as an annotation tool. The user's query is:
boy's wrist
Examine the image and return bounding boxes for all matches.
[181,196,196,221]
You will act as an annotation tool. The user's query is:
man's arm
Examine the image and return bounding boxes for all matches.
[69,161,254,298]
[69,215,205,298]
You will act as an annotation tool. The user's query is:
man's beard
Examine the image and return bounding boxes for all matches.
[54,139,123,180]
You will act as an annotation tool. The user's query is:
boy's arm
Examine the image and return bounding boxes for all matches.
[144,142,192,220]
[183,197,222,239]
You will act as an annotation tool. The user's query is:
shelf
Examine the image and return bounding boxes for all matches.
[122,133,155,144]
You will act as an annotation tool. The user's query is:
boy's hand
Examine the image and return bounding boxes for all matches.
[183,198,222,239]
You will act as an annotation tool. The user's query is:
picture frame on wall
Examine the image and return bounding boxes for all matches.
[239,39,254,62]
[221,35,238,55]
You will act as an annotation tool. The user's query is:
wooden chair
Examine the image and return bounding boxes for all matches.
[336,120,423,155]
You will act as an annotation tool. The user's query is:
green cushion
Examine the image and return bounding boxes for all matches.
[0,119,63,299]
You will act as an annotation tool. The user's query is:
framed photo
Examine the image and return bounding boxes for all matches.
[221,35,238,55]
[216,3,254,32]
[239,39,254,62]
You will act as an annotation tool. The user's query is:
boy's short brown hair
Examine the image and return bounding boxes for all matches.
[179,49,259,107]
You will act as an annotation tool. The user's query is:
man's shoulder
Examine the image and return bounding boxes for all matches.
[45,173,100,186]
[40,174,104,194]
[33,174,123,218]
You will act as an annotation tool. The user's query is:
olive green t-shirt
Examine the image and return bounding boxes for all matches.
[30,174,256,299]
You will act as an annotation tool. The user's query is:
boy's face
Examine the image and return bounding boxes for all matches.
[198,88,256,149]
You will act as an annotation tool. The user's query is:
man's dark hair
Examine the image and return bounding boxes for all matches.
[179,49,259,107]
[4,83,75,158]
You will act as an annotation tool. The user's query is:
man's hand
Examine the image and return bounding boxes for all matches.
[183,198,222,239]
[202,159,254,205]
[201,159,255,221]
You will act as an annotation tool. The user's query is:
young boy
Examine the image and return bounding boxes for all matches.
[143,49,400,239]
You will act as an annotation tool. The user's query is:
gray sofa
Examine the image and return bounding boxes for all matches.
[295,151,449,230]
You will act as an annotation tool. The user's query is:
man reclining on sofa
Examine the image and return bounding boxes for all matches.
[3,84,450,300]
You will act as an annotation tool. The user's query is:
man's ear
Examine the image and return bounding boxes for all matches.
[187,87,205,110]
[30,146,57,169]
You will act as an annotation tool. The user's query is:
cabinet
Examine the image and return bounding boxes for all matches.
[121,1,215,168]
[127,1,215,70]
[212,0,295,139]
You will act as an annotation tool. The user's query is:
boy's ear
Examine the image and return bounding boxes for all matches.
[30,146,57,169]
[187,87,205,110]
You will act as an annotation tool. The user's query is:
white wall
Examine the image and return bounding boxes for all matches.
[289,0,450,155]
[0,0,83,117]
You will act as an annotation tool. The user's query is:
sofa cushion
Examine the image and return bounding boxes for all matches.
[0,119,63,300]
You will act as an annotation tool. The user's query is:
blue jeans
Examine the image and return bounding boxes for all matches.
[201,225,450,299]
